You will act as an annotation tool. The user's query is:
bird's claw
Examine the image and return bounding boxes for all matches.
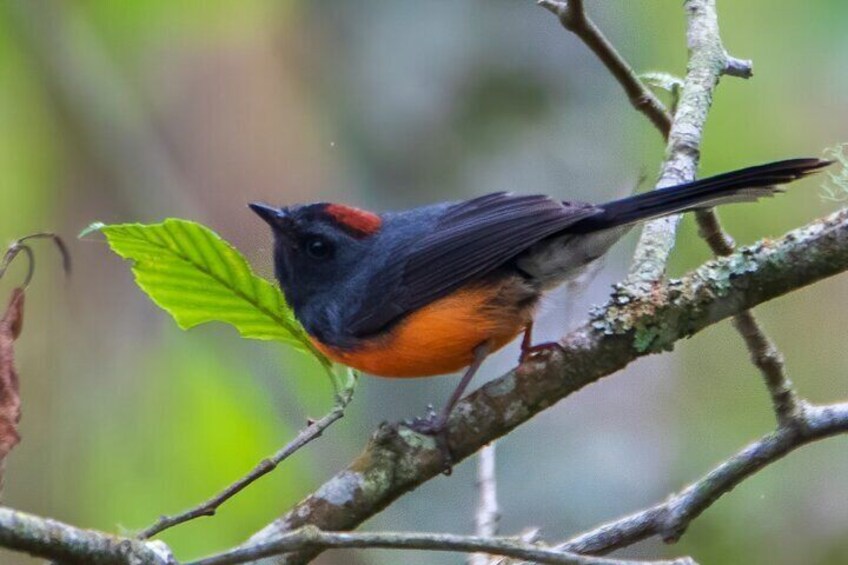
[405,408,454,475]
[520,340,565,363]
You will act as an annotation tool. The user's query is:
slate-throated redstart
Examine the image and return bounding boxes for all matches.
[250,158,828,452]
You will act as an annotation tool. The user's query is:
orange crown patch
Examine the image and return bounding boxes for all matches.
[324,204,382,238]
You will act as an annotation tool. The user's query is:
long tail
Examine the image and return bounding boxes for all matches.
[570,158,831,232]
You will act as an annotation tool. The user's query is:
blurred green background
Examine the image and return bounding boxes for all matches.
[1,1,846,564]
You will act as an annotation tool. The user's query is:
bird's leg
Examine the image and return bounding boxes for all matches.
[519,321,565,363]
[520,321,534,355]
[408,341,491,475]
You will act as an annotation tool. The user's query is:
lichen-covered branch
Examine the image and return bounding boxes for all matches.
[188,525,695,565]
[627,0,751,282]
[558,402,848,554]
[540,0,795,427]
[0,506,173,564]
[540,0,747,282]
[246,208,848,564]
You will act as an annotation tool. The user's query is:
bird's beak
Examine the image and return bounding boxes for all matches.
[248,202,282,227]
[249,202,297,248]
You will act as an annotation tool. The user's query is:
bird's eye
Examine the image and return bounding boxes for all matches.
[304,236,333,260]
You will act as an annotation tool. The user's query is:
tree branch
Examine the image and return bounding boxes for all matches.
[146,2,831,562]
[671,2,797,427]
[138,392,352,540]
[0,506,173,565]
[244,208,848,563]
[188,525,695,565]
[723,55,754,78]
[0,2,829,564]
[558,402,848,554]
[540,0,751,286]
[626,0,751,282]
[540,0,794,427]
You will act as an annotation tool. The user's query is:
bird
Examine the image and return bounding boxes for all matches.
[250,157,829,463]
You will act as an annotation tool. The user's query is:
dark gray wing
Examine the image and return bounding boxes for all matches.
[347,192,600,336]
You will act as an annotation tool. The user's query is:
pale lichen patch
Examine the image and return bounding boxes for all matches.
[587,234,794,353]
[313,471,364,506]
[485,373,516,397]
[360,465,394,499]
[396,427,436,451]
[503,400,530,423]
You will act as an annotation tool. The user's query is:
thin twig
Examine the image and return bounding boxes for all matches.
[138,394,351,540]
[558,402,847,554]
[538,0,671,137]
[730,311,801,425]
[724,55,754,78]
[187,525,696,565]
[470,442,500,565]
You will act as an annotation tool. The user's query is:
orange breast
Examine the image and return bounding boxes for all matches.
[310,283,534,378]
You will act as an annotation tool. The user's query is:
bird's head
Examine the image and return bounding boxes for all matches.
[249,201,382,314]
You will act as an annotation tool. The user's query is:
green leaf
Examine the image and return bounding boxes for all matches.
[85,219,329,366]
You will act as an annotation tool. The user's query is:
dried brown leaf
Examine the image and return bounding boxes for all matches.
[0,288,24,473]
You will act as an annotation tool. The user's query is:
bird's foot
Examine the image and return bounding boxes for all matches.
[404,405,454,475]
[520,340,565,363]
[404,404,438,429]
